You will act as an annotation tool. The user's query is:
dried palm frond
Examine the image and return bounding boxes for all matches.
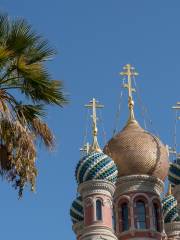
[31,118,54,149]
[0,144,11,171]
[0,117,37,197]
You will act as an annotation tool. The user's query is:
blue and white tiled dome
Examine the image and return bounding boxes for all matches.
[162,195,180,223]
[75,151,118,185]
[70,196,84,224]
[168,159,180,186]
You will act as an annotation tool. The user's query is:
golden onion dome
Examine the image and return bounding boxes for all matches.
[104,119,169,181]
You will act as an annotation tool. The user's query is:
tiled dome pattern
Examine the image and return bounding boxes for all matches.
[70,196,84,224]
[162,195,180,223]
[75,151,118,185]
[104,120,169,180]
[169,159,180,186]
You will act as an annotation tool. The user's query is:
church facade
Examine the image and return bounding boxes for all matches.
[70,64,180,240]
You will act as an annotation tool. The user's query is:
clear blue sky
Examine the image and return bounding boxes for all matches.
[1,1,180,239]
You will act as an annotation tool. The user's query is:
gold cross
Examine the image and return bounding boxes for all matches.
[85,98,104,152]
[80,142,90,155]
[120,64,138,121]
[172,102,180,120]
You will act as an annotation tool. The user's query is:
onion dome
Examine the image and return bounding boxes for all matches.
[104,64,169,181]
[75,98,118,185]
[104,119,169,180]
[168,159,180,186]
[70,196,84,224]
[162,194,180,223]
[75,151,118,185]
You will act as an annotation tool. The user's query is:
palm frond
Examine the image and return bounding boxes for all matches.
[31,118,54,148]
[15,103,45,123]
[14,59,67,105]
[0,46,13,68]
[6,18,38,55]
[14,104,54,148]
[27,38,56,64]
[0,13,9,44]
[0,117,37,197]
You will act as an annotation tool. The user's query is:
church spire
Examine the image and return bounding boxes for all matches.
[120,64,138,123]
[85,98,104,152]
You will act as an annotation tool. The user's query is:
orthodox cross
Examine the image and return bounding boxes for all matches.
[85,98,104,152]
[80,142,90,155]
[172,102,180,120]
[120,64,138,121]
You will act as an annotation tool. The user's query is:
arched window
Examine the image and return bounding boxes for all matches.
[152,203,160,231]
[135,200,147,229]
[96,199,102,221]
[121,202,129,231]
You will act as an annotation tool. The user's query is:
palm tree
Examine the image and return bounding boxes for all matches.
[0,13,67,197]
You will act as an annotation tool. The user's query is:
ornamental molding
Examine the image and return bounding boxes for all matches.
[80,225,117,240]
[96,236,107,240]
[150,195,161,202]
[131,192,151,204]
[115,194,131,205]
[116,228,163,239]
[168,238,180,240]
[125,238,158,240]
[84,197,94,207]
[78,180,115,198]
[84,196,112,208]
[164,222,180,236]
[103,198,113,208]
[114,175,164,199]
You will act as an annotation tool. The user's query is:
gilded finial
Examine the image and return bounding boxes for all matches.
[167,183,172,196]
[85,98,104,152]
[120,64,138,122]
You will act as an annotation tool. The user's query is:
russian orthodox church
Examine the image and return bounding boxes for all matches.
[70,64,180,240]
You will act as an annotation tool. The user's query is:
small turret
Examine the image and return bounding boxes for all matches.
[162,184,180,239]
[71,98,118,240]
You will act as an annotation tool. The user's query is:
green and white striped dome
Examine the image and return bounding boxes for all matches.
[169,159,180,186]
[75,151,118,185]
[162,195,180,223]
[70,196,84,224]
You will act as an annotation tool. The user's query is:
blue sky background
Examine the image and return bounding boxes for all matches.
[1,1,180,239]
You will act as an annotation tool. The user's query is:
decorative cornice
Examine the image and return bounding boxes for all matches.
[114,175,164,199]
[84,197,94,207]
[164,222,180,237]
[116,229,163,239]
[80,225,117,240]
[78,180,116,198]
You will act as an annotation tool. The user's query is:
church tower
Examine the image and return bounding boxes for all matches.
[104,64,169,239]
[70,98,118,240]
[162,184,180,239]
[69,64,180,240]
